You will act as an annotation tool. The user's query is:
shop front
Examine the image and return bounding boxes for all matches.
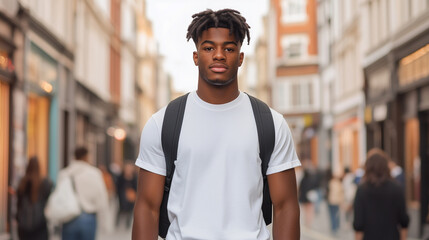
[0,44,14,240]
[333,116,362,174]
[363,56,401,162]
[396,38,429,237]
[0,4,19,236]
[26,42,58,178]
[75,81,116,168]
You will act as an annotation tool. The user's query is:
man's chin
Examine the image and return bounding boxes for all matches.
[204,78,234,87]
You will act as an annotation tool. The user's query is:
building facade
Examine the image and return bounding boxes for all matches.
[136,0,161,128]
[0,0,20,237]
[0,0,75,237]
[254,16,272,105]
[74,0,114,167]
[362,0,429,237]
[0,0,163,237]
[316,0,335,171]
[330,0,366,175]
[270,0,321,165]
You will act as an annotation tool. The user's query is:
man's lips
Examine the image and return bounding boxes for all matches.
[209,64,228,73]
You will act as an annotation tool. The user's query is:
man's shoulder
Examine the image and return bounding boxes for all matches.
[147,105,167,128]
[269,107,284,121]
[150,93,194,127]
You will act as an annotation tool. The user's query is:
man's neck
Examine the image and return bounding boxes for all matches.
[196,80,240,104]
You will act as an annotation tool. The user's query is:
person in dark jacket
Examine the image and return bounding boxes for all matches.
[353,148,409,240]
[116,162,137,229]
[17,156,52,240]
[298,160,319,226]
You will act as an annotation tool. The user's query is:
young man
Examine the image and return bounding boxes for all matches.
[133,9,301,239]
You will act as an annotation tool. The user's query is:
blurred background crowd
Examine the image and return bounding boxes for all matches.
[1,0,429,239]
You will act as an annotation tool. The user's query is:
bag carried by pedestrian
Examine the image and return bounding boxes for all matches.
[44,176,81,223]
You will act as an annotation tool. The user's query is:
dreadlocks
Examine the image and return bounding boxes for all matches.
[186,9,251,45]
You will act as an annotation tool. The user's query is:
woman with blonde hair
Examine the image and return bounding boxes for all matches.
[353,148,409,240]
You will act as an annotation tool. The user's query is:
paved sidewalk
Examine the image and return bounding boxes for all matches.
[95,201,355,240]
[300,201,354,240]
[98,226,132,240]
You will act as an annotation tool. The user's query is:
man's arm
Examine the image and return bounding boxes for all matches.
[132,168,165,240]
[268,168,300,240]
[355,232,363,240]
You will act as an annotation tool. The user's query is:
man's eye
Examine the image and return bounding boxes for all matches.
[225,48,234,52]
[204,47,214,51]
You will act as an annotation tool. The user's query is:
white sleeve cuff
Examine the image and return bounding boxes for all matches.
[266,159,301,175]
[135,158,166,176]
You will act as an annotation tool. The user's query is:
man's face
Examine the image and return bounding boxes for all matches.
[193,28,244,87]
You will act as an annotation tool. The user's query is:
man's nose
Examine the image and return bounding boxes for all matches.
[213,49,225,60]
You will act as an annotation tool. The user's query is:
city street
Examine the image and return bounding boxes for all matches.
[2,0,429,239]
[93,201,356,240]
[98,227,131,240]
[47,200,423,240]
[299,202,354,240]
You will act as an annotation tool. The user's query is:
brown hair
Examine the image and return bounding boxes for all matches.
[74,146,88,160]
[363,148,392,186]
[18,156,42,203]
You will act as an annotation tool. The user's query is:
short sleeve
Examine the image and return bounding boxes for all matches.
[135,115,167,176]
[266,110,301,175]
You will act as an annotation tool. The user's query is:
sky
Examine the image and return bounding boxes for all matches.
[146,0,269,92]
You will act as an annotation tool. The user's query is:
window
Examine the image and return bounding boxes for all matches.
[291,83,301,106]
[281,0,307,24]
[290,80,314,109]
[281,34,309,60]
[288,42,302,58]
[273,76,318,113]
[94,0,110,18]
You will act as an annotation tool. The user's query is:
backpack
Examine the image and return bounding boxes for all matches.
[159,93,275,238]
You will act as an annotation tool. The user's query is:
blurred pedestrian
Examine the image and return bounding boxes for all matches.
[313,168,325,215]
[342,167,356,223]
[116,161,137,229]
[327,171,344,235]
[58,147,109,240]
[99,164,116,198]
[99,164,116,231]
[109,161,122,186]
[354,166,365,185]
[388,160,405,188]
[298,160,319,226]
[353,148,409,240]
[16,156,53,240]
[424,205,429,240]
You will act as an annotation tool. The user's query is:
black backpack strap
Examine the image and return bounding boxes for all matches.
[159,93,189,238]
[162,93,189,188]
[247,94,275,225]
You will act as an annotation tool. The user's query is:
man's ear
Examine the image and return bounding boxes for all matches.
[193,51,198,66]
[238,52,244,67]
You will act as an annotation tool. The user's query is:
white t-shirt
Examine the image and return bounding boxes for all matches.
[136,91,301,240]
